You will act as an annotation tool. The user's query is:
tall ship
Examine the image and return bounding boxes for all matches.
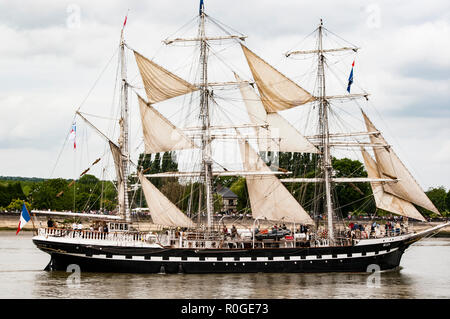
[32,2,448,274]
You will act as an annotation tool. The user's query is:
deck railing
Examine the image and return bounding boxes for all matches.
[38,227,156,244]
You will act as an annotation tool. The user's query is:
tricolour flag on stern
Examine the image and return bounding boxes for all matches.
[16,203,31,235]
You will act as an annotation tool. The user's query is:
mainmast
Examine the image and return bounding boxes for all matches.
[157,1,247,231]
[119,22,131,223]
[317,20,335,243]
[199,1,215,231]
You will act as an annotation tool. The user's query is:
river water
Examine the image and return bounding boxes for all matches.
[1,231,449,299]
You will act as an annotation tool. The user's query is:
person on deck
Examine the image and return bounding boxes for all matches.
[231,225,237,239]
[222,225,228,239]
[395,222,401,236]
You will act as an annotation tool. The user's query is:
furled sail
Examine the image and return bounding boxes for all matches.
[362,111,439,215]
[138,172,194,228]
[240,44,315,113]
[137,94,197,153]
[234,73,318,153]
[361,148,426,221]
[109,141,126,215]
[238,139,314,225]
[134,50,198,104]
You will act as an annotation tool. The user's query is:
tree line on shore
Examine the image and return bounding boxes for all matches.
[1,151,449,219]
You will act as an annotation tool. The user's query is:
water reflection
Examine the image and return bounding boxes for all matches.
[29,269,419,299]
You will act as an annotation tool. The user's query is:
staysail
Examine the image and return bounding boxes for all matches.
[361,148,426,221]
[137,94,197,153]
[234,73,318,153]
[240,44,315,113]
[134,50,199,104]
[138,172,194,228]
[362,111,439,215]
[238,139,314,225]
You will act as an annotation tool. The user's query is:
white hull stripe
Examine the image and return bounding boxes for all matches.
[55,248,398,262]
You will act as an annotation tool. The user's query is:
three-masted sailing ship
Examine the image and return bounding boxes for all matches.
[32,2,449,274]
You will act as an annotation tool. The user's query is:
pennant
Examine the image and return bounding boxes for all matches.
[16,203,31,235]
[69,122,76,149]
[347,60,355,93]
[123,15,127,27]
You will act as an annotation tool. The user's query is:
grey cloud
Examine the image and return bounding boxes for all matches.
[1,0,449,188]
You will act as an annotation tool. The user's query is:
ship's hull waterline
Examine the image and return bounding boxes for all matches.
[32,235,423,274]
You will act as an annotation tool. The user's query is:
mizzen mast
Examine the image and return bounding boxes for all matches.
[285,19,363,243]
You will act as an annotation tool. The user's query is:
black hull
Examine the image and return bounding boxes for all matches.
[33,236,418,274]
[44,249,405,274]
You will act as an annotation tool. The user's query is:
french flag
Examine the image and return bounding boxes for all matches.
[16,203,31,235]
[347,60,355,93]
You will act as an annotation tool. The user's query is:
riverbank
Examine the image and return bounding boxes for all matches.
[2,213,449,237]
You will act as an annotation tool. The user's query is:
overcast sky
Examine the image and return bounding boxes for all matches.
[0,0,449,190]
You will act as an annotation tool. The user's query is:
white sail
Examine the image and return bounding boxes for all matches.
[362,111,439,215]
[138,172,195,228]
[134,50,198,104]
[234,73,318,153]
[137,94,197,153]
[238,139,314,225]
[361,148,426,221]
[109,141,126,215]
[240,44,315,113]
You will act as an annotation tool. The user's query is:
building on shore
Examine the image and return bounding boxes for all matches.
[215,185,238,215]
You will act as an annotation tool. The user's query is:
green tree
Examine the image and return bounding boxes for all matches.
[446,190,450,213]
[6,199,31,212]
[213,176,238,188]
[138,153,153,172]
[425,186,447,213]
[230,177,248,212]
[149,153,161,188]
[100,181,117,210]
[161,152,178,172]
[29,178,72,211]
[332,157,373,216]
[0,182,25,207]
[213,193,223,213]
[160,181,186,210]
[134,151,181,208]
